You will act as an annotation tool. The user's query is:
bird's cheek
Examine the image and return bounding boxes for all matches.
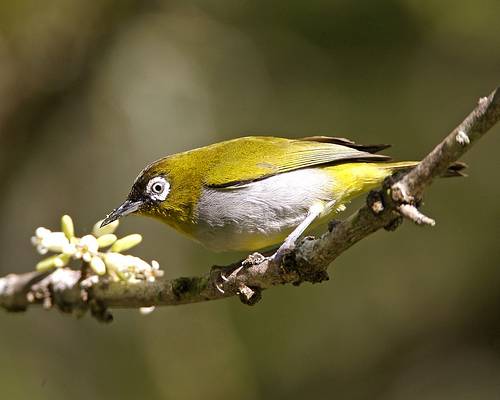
[142,203,168,219]
[133,201,155,216]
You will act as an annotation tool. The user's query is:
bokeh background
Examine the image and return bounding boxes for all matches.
[0,1,499,399]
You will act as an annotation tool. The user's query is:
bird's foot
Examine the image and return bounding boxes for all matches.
[242,252,267,267]
[214,270,262,305]
[218,265,244,285]
[214,252,268,294]
[215,271,232,294]
[268,243,295,268]
[239,246,297,270]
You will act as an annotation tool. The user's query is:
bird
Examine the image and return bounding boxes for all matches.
[101,136,464,261]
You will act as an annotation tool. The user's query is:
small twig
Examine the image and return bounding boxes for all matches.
[397,204,435,226]
[397,89,500,200]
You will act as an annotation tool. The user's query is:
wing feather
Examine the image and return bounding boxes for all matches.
[298,136,391,153]
[203,136,391,188]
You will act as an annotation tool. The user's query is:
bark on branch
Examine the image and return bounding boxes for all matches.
[1,87,499,322]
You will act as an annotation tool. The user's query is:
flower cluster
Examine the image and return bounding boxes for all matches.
[31,215,164,283]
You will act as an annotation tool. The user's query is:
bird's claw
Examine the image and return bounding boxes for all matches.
[242,252,267,266]
[214,264,247,293]
[215,254,266,294]
[215,281,225,294]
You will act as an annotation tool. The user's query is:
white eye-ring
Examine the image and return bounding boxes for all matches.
[147,176,170,201]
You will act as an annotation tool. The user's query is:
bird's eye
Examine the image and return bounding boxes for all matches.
[152,182,164,194]
[146,176,170,201]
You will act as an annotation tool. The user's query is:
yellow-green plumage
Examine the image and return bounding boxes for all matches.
[324,161,420,204]
[138,137,391,230]
[103,136,462,253]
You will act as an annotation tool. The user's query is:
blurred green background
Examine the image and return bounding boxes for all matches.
[0,1,499,399]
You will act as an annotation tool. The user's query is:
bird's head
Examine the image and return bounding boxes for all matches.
[100,158,178,228]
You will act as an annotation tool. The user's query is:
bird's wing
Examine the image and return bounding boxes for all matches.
[203,136,391,188]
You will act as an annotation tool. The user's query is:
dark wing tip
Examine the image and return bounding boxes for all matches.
[299,136,391,154]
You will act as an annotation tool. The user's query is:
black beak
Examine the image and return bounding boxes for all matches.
[101,199,143,227]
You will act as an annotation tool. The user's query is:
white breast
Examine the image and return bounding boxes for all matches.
[194,168,336,252]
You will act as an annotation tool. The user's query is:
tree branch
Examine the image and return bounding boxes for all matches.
[1,87,499,322]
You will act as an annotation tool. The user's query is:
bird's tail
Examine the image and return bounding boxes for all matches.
[385,161,468,178]
[324,160,467,208]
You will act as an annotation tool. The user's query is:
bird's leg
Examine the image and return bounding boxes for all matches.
[216,203,328,292]
[270,203,325,266]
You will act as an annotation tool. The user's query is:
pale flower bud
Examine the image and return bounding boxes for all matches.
[42,232,70,253]
[110,234,142,253]
[90,256,106,275]
[140,306,156,315]
[54,254,70,268]
[61,215,75,239]
[97,234,117,248]
[35,227,51,238]
[92,219,119,237]
[36,255,59,272]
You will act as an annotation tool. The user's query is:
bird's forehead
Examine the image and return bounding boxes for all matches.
[128,181,145,201]
[137,157,171,180]
[130,160,170,197]
[132,171,147,189]
[133,162,158,186]
[129,171,152,200]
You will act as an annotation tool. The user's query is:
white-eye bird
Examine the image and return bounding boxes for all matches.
[101,136,464,259]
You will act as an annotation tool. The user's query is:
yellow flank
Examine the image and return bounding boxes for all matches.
[324,161,418,205]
